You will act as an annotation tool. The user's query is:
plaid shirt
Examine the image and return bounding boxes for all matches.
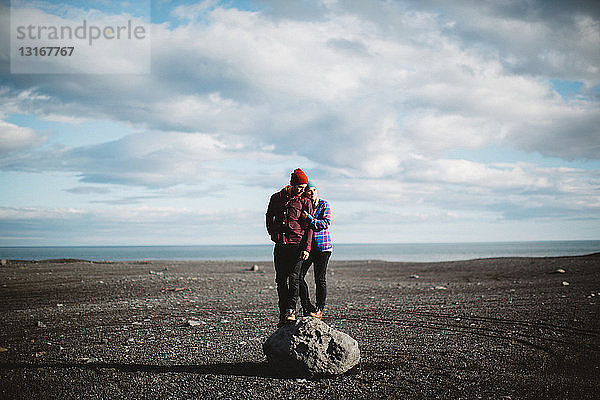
[306,198,332,252]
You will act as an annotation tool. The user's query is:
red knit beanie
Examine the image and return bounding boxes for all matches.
[290,168,309,185]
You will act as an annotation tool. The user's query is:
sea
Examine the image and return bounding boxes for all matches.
[1,241,599,263]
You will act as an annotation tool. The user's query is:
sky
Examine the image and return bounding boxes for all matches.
[0,0,599,246]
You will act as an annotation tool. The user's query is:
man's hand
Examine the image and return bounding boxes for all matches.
[301,210,308,219]
[301,251,309,260]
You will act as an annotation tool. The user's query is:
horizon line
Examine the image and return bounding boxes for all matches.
[1,239,599,248]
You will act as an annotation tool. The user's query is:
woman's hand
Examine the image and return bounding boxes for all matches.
[301,210,308,219]
[301,251,310,260]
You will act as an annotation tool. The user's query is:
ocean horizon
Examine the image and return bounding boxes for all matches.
[1,240,599,263]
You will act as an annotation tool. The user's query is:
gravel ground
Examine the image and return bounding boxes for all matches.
[0,254,599,399]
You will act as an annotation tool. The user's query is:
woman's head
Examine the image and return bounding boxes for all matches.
[305,181,318,202]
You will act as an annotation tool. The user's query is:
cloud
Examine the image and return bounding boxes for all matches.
[0,120,47,155]
[70,131,228,187]
[0,205,265,245]
[317,157,600,223]
[1,131,230,187]
[428,1,600,84]
[1,1,597,176]
[403,158,552,190]
[333,0,600,84]
[63,186,112,195]
[248,0,331,21]
[0,0,598,240]
[172,0,220,21]
[408,161,600,221]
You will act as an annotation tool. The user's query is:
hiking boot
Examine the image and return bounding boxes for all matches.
[285,309,296,322]
[310,308,323,319]
[303,308,315,317]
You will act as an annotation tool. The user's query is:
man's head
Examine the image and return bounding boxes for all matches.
[290,168,309,195]
[290,168,309,186]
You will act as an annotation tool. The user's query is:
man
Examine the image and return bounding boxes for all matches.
[299,181,332,320]
[266,168,314,325]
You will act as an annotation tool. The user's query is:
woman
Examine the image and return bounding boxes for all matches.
[299,181,332,319]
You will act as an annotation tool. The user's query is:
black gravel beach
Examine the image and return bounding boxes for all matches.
[1,254,599,399]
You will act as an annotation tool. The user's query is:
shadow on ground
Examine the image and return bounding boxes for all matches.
[0,360,366,379]
[0,361,280,378]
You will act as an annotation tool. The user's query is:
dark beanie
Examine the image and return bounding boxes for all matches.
[290,168,309,185]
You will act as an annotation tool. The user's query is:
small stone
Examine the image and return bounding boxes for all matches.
[0,347,8,352]
[409,275,420,279]
[434,286,448,290]
[37,321,47,328]
[249,264,260,272]
[78,357,99,364]
[0,259,7,266]
[562,281,570,286]
[187,319,205,327]
[552,268,566,274]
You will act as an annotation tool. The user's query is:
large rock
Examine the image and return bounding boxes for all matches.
[263,317,360,376]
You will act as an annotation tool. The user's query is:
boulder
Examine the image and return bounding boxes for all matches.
[263,317,360,376]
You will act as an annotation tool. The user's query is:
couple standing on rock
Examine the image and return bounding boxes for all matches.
[266,168,333,326]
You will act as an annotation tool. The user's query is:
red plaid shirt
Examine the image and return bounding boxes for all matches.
[266,187,313,252]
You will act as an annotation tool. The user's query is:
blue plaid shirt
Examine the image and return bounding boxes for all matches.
[306,198,332,252]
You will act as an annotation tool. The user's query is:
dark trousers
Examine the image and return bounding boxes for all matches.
[273,243,304,317]
[299,250,331,313]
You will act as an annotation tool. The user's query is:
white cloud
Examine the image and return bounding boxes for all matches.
[172,0,219,20]
[0,120,47,155]
[404,159,552,190]
[0,205,265,245]
[1,130,231,187]
[0,206,86,220]
[64,186,112,195]
[0,0,599,244]
[7,1,600,169]
[70,131,230,187]
[4,1,597,171]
